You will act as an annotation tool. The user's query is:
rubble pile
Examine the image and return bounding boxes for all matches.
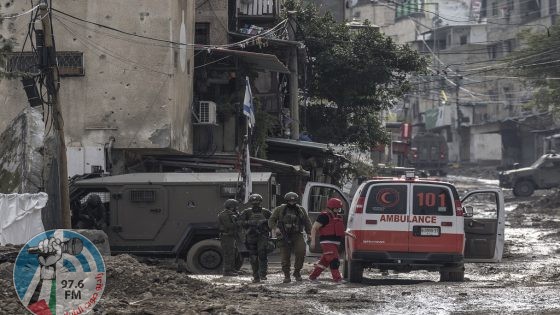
[533,189,560,210]
[0,251,311,314]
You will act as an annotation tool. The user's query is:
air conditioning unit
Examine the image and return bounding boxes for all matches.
[197,101,217,124]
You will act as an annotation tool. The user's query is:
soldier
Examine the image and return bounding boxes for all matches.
[76,194,107,230]
[218,199,240,276]
[269,192,312,283]
[308,197,345,283]
[239,193,272,283]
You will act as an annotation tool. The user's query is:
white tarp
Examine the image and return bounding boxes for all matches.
[0,193,47,245]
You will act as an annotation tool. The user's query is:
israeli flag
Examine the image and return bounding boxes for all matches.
[243,76,256,128]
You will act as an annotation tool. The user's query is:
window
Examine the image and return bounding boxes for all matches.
[307,186,347,213]
[4,51,84,76]
[412,185,453,216]
[195,23,210,45]
[365,185,407,214]
[460,35,468,45]
[488,44,498,59]
[462,192,497,219]
[492,2,498,15]
[395,0,423,19]
[130,190,156,202]
[480,0,488,17]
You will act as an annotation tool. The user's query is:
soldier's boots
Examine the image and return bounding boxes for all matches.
[293,270,303,282]
[252,277,260,283]
[283,271,291,283]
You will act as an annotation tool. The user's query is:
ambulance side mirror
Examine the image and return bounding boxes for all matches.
[463,206,474,218]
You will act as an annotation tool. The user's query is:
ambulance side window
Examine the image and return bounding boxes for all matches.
[412,185,453,216]
[365,185,407,214]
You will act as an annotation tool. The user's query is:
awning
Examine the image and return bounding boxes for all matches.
[211,48,290,73]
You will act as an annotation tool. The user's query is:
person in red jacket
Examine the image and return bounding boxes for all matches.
[308,197,346,283]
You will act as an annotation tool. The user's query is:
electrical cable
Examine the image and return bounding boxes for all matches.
[51,8,288,50]
[0,4,40,19]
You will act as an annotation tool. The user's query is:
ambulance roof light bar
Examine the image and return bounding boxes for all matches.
[405,170,416,180]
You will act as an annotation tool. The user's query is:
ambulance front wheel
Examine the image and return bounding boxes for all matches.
[347,258,363,283]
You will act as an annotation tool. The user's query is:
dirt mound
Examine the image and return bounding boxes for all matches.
[532,189,560,210]
[448,166,498,179]
[0,244,21,264]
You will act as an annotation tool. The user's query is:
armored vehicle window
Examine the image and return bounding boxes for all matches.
[130,190,156,202]
[365,184,407,214]
[412,185,453,216]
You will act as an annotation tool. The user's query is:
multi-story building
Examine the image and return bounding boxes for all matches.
[0,0,196,175]
[351,0,559,166]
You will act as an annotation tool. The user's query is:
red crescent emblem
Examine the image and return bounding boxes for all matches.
[376,188,400,208]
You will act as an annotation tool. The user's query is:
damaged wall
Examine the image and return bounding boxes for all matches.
[0,0,195,154]
[0,108,44,193]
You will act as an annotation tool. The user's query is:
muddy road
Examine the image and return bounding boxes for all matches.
[1,174,560,314]
[187,175,560,315]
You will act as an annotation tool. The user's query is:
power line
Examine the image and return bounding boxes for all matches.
[51,8,288,50]
[0,4,39,19]
[54,17,174,75]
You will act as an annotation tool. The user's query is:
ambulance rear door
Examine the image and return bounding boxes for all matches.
[462,189,505,263]
[357,183,410,253]
[302,182,349,256]
[408,183,460,254]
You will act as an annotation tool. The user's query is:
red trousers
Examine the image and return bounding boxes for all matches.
[309,242,342,281]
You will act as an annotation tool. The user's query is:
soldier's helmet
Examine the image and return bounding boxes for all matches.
[249,193,263,205]
[284,192,299,203]
[86,194,102,207]
[224,199,239,210]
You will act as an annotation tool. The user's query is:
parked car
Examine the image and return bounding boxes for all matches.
[499,153,560,197]
[303,172,505,283]
[70,172,279,274]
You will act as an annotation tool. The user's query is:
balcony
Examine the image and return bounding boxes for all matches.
[237,0,283,20]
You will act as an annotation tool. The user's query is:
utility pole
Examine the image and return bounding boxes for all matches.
[455,73,463,164]
[39,1,71,228]
[287,11,299,140]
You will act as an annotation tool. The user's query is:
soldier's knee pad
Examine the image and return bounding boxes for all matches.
[329,258,340,269]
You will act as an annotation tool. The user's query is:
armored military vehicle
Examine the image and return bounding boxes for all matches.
[408,132,449,176]
[70,172,279,274]
[499,153,560,197]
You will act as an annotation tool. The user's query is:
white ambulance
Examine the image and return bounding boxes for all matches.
[303,172,505,283]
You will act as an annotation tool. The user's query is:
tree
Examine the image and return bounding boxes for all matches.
[284,0,426,150]
[509,26,560,115]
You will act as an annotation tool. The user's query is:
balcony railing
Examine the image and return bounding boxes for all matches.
[237,0,282,18]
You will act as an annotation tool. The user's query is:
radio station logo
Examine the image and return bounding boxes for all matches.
[13,230,106,315]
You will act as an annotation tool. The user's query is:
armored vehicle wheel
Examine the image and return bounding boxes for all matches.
[513,180,535,197]
[347,258,363,283]
[186,239,224,274]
